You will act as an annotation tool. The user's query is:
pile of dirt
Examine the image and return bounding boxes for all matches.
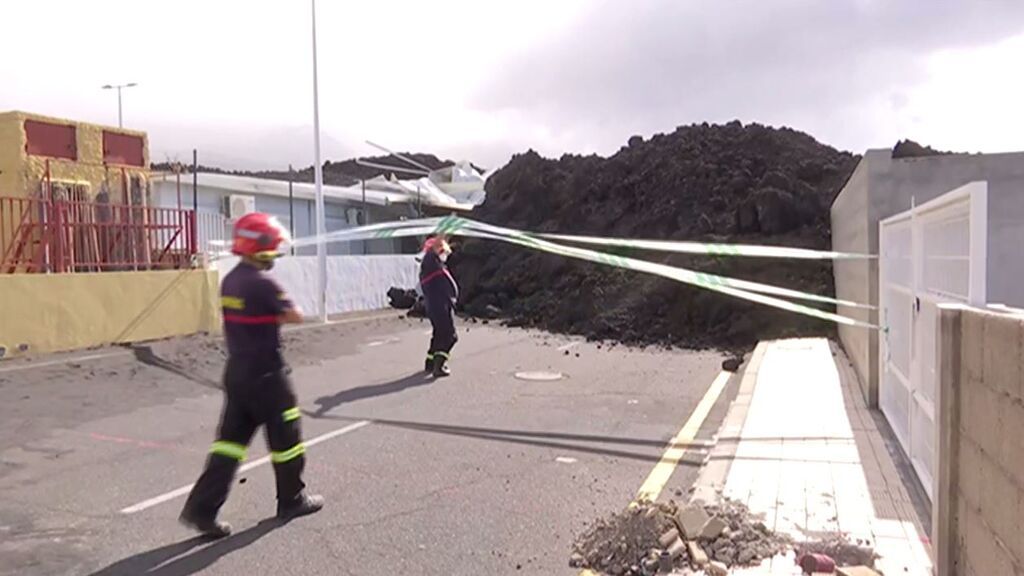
[571,502,679,574]
[571,500,790,575]
[452,121,860,349]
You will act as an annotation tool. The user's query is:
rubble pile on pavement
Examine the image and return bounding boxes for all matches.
[694,500,790,567]
[571,502,678,575]
[571,499,790,575]
[454,122,864,349]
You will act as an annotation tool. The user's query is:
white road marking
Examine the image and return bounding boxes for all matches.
[555,457,578,464]
[120,420,371,514]
[557,341,580,352]
[366,337,401,347]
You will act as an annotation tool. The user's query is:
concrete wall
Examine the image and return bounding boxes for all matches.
[0,270,220,359]
[935,306,1024,576]
[0,111,149,199]
[214,255,418,317]
[831,158,876,404]
[831,149,1024,405]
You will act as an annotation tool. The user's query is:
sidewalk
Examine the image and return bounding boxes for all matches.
[691,338,933,575]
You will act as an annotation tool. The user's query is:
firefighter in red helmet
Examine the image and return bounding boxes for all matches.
[420,235,459,377]
[179,212,322,538]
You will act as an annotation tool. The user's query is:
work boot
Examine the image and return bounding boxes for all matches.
[425,357,434,373]
[179,509,232,539]
[432,356,451,378]
[277,493,324,520]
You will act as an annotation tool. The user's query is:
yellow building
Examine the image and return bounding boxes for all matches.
[0,112,220,359]
[0,110,150,201]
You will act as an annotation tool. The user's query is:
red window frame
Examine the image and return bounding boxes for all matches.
[102,131,145,167]
[24,120,77,160]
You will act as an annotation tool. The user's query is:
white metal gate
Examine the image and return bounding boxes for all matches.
[879,181,987,500]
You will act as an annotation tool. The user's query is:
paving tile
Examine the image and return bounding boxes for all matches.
[874,535,931,575]
[871,516,910,539]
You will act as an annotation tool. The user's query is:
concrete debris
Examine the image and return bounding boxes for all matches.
[676,505,710,539]
[571,502,680,575]
[686,540,708,566]
[706,560,729,576]
[659,528,681,549]
[700,517,728,540]
[667,538,687,560]
[573,499,791,575]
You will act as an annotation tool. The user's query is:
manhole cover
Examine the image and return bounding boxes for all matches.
[514,371,565,381]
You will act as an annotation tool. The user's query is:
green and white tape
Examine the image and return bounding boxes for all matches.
[537,233,875,260]
[225,215,877,329]
[446,218,877,329]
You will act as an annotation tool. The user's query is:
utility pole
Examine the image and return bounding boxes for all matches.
[361,178,367,255]
[288,164,295,255]
[311,0,328,323]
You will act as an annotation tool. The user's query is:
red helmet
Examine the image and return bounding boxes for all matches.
[232,212,291,261]
[422,236,451,255]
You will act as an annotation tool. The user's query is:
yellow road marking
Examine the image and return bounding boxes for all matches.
[632,370,731,504]
[575,371,731,575]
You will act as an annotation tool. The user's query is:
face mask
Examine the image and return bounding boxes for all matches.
[263,259,276,271]
[439,252,449,263]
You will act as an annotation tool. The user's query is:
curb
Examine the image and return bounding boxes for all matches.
[688,341,768,504]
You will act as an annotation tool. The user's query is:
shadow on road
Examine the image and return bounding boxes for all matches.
[132,346,221,391]
[304,412,695,465]
[87,518,282,576]
[310,373,432,416]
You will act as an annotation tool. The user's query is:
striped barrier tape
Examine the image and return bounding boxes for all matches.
[446,218,878,329]
[457,220,871,310]
[537,233,876,260]
[215,215,877,328]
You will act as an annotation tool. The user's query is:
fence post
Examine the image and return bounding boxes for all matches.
[51,199,64,273]
[189,209,197,264]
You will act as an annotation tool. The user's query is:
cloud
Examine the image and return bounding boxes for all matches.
[4,1,1024,169]
[469,0,1024,156]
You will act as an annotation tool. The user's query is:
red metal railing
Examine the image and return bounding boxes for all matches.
[1,195,197,273]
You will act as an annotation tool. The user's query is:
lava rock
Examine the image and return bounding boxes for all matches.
[454,123,860,350]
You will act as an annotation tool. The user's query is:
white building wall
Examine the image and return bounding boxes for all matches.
[214,254,418,316]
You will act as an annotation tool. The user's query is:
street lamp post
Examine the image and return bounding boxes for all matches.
[311,0,328,324]
[101,83,138,128]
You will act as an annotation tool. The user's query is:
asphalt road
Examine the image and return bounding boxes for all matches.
[0,316,736,575]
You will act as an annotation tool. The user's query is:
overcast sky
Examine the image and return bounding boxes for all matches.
[2,1,1023,170]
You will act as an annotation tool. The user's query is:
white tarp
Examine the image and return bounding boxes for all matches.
[214,255,418,316]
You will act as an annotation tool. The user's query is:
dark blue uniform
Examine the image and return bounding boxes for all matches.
[421,250,458,371]
[182,262,307,521]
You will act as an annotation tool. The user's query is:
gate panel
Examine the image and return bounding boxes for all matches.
[879,182,987,501]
